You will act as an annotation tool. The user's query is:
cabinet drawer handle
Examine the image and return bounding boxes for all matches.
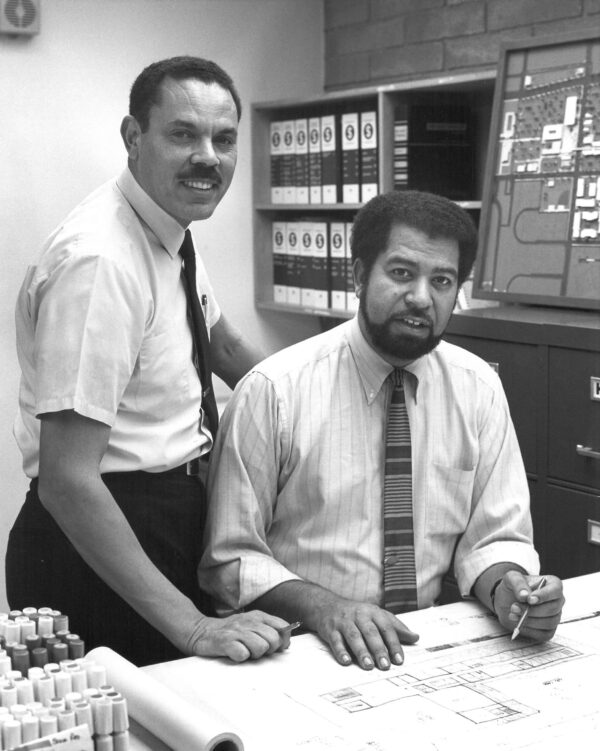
[588,520,600,547]
[576,444,600,460]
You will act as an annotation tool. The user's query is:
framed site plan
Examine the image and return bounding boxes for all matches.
[473,31,600,311]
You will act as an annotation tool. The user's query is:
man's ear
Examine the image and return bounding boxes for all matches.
[352,258,366,299]
[120,115,141,159]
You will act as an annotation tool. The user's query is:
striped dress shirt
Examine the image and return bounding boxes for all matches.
[199,316,539,611]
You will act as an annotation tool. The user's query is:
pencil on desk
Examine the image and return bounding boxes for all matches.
[511,576,547,640]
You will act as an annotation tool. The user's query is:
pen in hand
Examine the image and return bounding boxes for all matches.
[511,577,547,640]
[277,621,302,636]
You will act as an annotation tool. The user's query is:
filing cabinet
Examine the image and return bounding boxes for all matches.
[446,305,600,576]
[545,485,600,578]
[547,347,600,492]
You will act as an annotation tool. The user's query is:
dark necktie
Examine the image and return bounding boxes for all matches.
[382,369,418,613]
[179,229,219,437]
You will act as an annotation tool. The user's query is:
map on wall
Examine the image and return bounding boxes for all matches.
[475,33,600,310]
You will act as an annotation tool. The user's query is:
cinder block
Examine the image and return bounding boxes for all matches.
[586,0,600,14]
[325,0,370,30]
[371,0,444,20]
[532,17,600,37]
[370,42,444,80]
[325,52,371,88]
[327,25,374,56]
[406,2,485,42]
[445,29,533,69]
[488,0,583,31]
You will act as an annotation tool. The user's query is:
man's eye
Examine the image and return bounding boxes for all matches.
[434,276,453,287]
[172,130,193,140]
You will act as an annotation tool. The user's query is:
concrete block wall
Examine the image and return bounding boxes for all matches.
[324,0,600,89]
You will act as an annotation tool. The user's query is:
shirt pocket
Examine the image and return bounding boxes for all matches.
[426,462,476,537]
[135,329,194,416]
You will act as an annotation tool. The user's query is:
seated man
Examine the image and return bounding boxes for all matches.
[198,190,564,671]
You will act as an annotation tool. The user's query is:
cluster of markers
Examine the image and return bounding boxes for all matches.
[0,608,129,751]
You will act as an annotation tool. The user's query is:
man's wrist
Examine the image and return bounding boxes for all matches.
[489,577,504,616]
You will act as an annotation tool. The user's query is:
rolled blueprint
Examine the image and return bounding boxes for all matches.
[86,647,243,751]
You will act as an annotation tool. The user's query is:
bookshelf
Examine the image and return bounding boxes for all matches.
[251,69,496,319]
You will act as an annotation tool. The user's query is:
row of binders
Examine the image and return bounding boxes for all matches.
[272,219,359,314]
[270,111,378,205]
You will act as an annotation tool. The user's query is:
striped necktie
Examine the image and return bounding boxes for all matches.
[382,369,418,613]
[179,230,219,437]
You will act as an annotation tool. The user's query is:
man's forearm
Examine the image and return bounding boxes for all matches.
[252,579,338,631]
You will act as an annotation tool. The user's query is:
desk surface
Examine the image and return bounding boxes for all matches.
[133,573,600,751]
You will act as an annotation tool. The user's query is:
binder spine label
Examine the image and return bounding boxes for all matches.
[312,221,329,309]
[299,222,314,308]
[321,114,340,204]
[329,222,347,311]
[285,222,301,305]
[272,221,288,304]
[281,120,297,204]
[341,112,360,204]
[308,117,322,204]
[294,119,309,204]
[360,111,378,203]
[270,121,284,203]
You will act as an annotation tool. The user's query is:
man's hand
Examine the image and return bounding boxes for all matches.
[492,572,564,641]
[186,611,293,662]
[310,596,419,671]
[252,580,419,671]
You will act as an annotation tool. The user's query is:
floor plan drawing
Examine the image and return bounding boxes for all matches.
[320,638,580,722]
[288,615,600,751]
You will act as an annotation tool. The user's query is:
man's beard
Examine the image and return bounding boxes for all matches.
[359,297,444,362]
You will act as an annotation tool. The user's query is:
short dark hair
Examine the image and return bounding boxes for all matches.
[351,190,478,286]
[129,55,242,131]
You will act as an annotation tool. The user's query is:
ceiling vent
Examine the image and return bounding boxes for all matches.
[0,0,40,37]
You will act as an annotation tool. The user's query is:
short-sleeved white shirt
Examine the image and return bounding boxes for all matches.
[14,168,220,477]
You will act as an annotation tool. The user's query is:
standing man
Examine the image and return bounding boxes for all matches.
[199,190,564,671]
[7,56,291,666]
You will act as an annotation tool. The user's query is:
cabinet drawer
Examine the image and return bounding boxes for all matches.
[548,348,600,491]
[444,335,538,474]
[545,484,600,578]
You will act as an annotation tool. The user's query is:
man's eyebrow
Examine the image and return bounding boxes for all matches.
[432,265,458,278]
[167,119,237,133]
[168,118,195,128]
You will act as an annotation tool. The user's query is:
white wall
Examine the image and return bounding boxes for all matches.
[0,0,324,610]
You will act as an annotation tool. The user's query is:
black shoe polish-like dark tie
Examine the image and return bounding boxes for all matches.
[179,229,219,437]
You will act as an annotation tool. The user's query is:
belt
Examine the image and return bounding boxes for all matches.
[186,456,209,478]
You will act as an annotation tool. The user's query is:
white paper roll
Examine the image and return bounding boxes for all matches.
[86,647,243,751]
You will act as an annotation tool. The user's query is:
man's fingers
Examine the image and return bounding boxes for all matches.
[224,641,252,663]
[327,630,354,667]
[392,617,420,644]
[192,612,295,661]
[326,615,419,671]
[338,622,377,670]
[356,619,393,670]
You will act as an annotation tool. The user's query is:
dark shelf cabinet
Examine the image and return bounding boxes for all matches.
[446,305,600,576]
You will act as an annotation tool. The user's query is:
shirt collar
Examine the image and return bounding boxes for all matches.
[116,168,185,257]
[346,315,421,404]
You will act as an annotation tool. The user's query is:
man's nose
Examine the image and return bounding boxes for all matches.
[190,138,219,167]
[405,277,432,308]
